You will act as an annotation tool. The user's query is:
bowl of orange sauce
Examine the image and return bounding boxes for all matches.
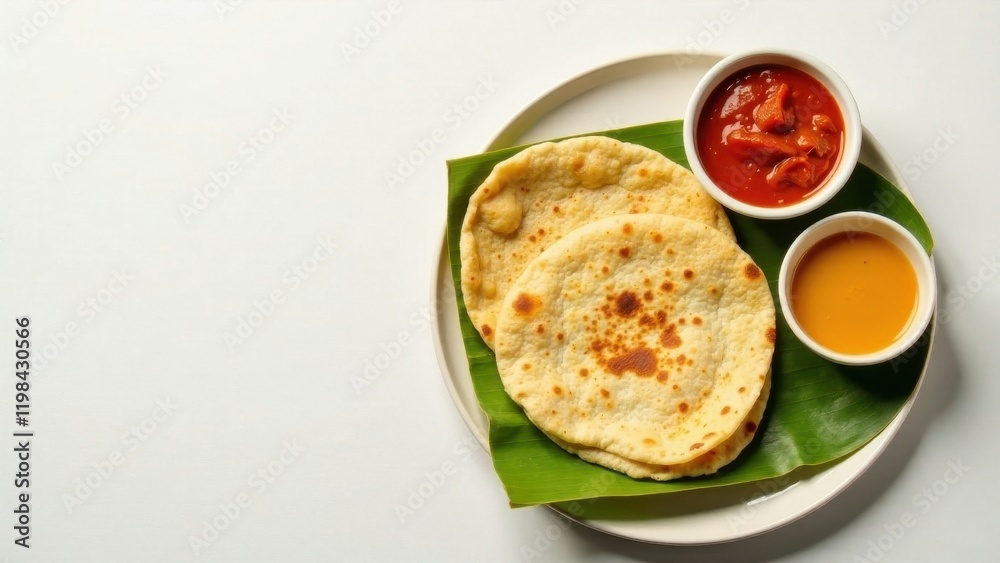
[778,212,935,365]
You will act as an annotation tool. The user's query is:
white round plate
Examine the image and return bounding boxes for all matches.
[431,52,934,545]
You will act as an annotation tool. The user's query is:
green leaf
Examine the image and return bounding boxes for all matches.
[446,120,933,508]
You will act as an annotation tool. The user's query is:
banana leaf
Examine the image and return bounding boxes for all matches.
[445,120,933,507]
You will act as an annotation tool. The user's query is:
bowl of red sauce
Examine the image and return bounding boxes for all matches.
[778,212,936,365]
[683,50,862,219]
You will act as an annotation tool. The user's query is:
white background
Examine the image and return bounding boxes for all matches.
[0,1,996,561]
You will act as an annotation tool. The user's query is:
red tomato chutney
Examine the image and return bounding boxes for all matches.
[696,64,845,207]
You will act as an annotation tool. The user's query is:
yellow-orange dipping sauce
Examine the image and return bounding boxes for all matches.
[791,231,917,354]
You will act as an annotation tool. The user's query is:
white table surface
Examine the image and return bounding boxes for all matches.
[1,1,996,561]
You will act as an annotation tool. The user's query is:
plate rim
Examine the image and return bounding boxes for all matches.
[430,50,936,545]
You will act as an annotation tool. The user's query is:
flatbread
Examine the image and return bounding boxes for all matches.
[494,214,775,466]
[460,136,734,348]
[547,372,770,480]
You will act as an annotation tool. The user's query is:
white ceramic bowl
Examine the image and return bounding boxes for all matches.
[777,212,935,365]
[683,49,862,219]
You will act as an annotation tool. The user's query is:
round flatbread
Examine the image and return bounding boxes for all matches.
[460,136,734,349]
[547,372,770,480]
[495,214,775,466]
